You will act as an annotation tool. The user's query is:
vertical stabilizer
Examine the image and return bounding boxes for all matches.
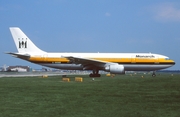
[9,27,45,53]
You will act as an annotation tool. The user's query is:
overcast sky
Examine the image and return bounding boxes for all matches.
[0,0,180,70]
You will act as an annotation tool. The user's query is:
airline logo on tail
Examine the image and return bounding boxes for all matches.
[18,38,27,49]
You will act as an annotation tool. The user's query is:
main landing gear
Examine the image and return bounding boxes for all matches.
[89,69,101,77]
[152,71,156,77]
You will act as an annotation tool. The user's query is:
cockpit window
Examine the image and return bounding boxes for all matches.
[165,58,170,60]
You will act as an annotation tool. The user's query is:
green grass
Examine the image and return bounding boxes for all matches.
[0,74,180,117]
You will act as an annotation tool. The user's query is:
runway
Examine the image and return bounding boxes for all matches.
[0,71,88,78]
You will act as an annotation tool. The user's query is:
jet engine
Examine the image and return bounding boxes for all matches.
[105,64,125,74]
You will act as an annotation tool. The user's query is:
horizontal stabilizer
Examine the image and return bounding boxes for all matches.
[6,52,30,60]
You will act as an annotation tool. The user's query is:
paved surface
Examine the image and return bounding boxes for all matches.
[0,72,88,78]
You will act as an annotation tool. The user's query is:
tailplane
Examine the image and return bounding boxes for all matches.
[9,27,45,53]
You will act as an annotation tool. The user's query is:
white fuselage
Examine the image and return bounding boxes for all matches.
[26,52,175,71]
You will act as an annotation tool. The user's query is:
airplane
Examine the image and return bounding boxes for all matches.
[7,27,175,77]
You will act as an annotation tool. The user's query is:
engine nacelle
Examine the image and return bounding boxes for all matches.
[105,64,125,74]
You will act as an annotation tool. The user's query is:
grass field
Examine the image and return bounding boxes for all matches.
[0,73,180,117]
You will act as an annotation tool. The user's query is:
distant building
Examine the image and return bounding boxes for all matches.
[0,65,8,72]
[0,67,2,72]
[7,66,30,72]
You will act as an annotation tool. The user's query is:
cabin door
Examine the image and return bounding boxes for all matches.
[43,54,48,61]
[154,57,159,64]
[131,56,136,63]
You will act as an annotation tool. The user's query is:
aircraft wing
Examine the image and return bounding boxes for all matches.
[64,56,116,69]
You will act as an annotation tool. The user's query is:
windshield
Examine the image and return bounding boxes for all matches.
[165,58,170,60]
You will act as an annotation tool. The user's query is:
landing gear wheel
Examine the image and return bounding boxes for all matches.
[89,69,101,77]
[89,74,101,77]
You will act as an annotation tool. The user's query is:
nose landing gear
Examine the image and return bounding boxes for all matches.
[152,71,156,77]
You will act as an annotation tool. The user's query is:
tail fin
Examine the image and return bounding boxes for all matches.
[9,27,45,53]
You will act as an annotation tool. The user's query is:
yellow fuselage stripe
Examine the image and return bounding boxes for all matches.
[29,57,174,64]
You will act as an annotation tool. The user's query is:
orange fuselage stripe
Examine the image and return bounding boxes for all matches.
[29,57,174,64]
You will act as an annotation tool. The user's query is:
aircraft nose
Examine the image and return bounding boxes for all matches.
[173,61,175,65]
[172,60,175,65]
